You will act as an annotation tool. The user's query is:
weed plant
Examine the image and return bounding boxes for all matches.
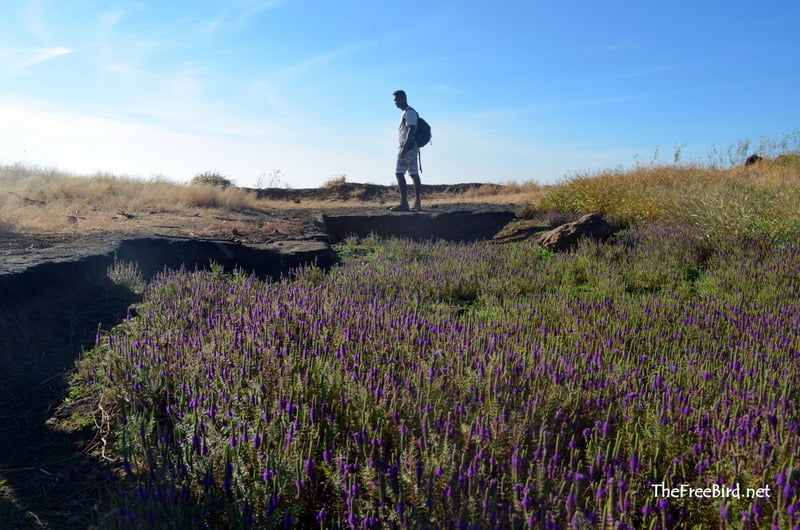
[74,225,800,528]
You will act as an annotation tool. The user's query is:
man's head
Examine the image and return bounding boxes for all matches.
[393,90,407,109]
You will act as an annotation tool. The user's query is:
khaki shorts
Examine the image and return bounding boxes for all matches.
[395,147,419,175]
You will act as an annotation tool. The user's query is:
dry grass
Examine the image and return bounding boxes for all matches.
[0,164,541,236]
[534,158,800,235]
[12,171,258,211]
[0,165,264,235]
[427,180,545,205]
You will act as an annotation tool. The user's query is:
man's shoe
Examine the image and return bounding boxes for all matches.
[389,202,409,212]
[412,201,422,211]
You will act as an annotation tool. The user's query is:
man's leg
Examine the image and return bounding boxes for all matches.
[390,172,409,211]
[410,173,422,211]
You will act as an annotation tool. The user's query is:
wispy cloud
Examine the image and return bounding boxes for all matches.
[195,0,289,37]
[604,40,641,53]
[216,0,289,30]
[238,0,288,17]
[557,91,682,108]
[201,15,225,35]
[457,91,684,124]
[269,40,375,80]
[15,47,74,69]
[430,84,461,94]
[23,0,49,44]
[98,8,127,32]
[599,65,679,81]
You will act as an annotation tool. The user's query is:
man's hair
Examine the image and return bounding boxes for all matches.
[393,90,407,99]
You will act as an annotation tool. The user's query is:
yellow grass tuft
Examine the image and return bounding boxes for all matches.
[425,180,545,206]
[534,159,800,236]
[180,183,259,209]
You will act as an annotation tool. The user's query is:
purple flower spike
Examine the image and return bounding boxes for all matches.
[304,459,316,480]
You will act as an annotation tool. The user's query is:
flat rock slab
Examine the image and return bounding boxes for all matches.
[113,237,337,278]
[0,234,335,277]
[321,204,518,243]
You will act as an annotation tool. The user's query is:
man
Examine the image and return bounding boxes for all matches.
[391,90,422,211]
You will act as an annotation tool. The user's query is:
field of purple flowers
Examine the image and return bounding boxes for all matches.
[76,224,800,528]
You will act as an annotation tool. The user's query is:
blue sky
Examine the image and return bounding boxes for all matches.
[1,0,798,188]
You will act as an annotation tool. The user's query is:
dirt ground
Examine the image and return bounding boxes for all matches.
[1,206,318,251]
[0,187,532,253]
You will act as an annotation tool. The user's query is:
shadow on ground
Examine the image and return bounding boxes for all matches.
[0,264,137,529]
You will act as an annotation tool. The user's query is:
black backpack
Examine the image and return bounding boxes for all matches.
[408,107,432,147]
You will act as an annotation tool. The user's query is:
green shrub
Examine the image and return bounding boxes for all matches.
[191,171,233,188]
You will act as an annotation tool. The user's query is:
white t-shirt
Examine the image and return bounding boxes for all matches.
[398,107,418,148]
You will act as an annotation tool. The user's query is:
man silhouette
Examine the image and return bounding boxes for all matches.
[391,90,422,211]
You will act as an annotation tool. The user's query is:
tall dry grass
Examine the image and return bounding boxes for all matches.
[0,164,542,234]
[533,158,800,236]
[426,180,545,206]
[0,164,260,233]
[0,165,258,211]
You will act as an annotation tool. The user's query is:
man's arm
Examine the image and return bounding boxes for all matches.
[402,125,416,154]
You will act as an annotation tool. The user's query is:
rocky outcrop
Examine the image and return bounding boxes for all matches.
[321,206,517,243]
[745,154,763,166]
[534,213,611,251]
[112,237,336,279]
[491,219,552,244]
[492,213,612,251]
[1,205,520,362]
[0,235,337,362]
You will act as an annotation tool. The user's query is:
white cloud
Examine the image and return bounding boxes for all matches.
[267,40,376,81]
[14,47,74,69]
[0,95,643,188]
[604,40,641,52]
[23,0,49,44]
[599,65,679,82]
[97,8,127,32]
[0,96,377,187]
[235,0,288,19]
[208,0,289,31]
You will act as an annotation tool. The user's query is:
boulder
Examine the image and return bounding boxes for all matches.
[745,154,763,166]
[491,218,552,244]
[534,213,611,251]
